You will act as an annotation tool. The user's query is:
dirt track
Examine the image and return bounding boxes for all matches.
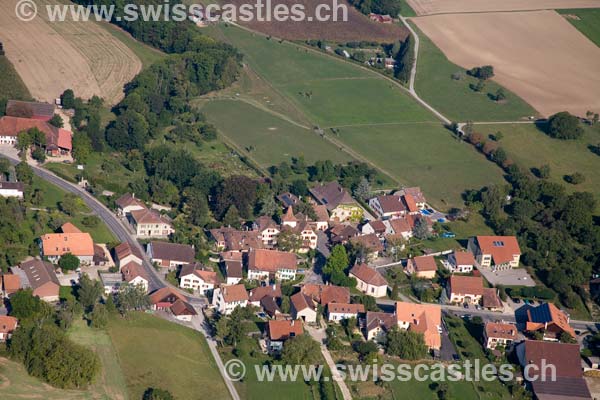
[413,10,600,117]
[0,0,141,104]
[407,0,600,16]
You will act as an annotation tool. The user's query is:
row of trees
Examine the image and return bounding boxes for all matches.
[347,0,402,17]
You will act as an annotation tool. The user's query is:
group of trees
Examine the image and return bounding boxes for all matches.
[546,111,584,140]
[323,245,357,287]
[347,0,402,17]
[393,36,414,83]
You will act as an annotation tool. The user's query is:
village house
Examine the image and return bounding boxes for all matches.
[277,192,300,208]
[516,341,591,400]
[349,263,388,298]
[223,258,243,285]
[99,273,123,295]
[406,255,438,279]
[327,303,365,322]
[0,181,24,198]
[446,250,476,273]
[350,233,384,261]
[387,216,414,240]
[301,283,350,306]
[525,302,576,340]
[246,249,297,281]
[312,204,330,231]
[121,262,149,292]
[447,275,484,304]
[482,288,503,311]
[267,319,303,353]
[329,224,359,245]
[309,181,363,222]
[364,311,397,341]
[0,316,18,342]
[179,264,219,295]
[368,195,407,219]
[368,13,393,23]
[0,115,72,156]
[1,274,20,298]
[12,258,60,302]
[209,227,263,253]
[396,302,442,350]
[115,193,147,217]
[129,209,174,238]
[147,241,195,271]
[483,322,517,350]
[40,232,95,265]
[384,57,396,70]
[5,100,55,121]
[113,242,144,269]
[212,284,249,315]
[253,215,281,247]
[468,236,521,271]
[248,284,281,307]
[170,299,197,322]
[361,220,390,237]
[395,187,427,209]
[290,292,317,323]
[149,287,185,310]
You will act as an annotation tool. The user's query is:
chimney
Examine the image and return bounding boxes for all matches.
[290,320,295,326]
[272,284,276,291]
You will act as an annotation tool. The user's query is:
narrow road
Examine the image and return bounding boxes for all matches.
[305,324,353,400]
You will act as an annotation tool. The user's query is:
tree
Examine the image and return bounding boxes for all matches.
[537,164,551,179]
[323,245,352,286]
[281,334,321,365]
[31,147,46,163]
[214,175,257,219]
[59,193,83,216]
[58,253,80,271]
[470,79,485,92]
[559,331,576,344]
[9,289,52,320]
[390,282,399,300]
[16,130,33,152]
[77,274,103,311]
[546,112,583,140]
[257,193,277,217]
[385,328,427,360]
[72,132,92,163]
[353,177,371,201]
[116,284,151,313]
[143,388,175,400]
[61,89,76,109]
[394,36,413,83]
[494,89,506,102]
[89,303,108,329]
[468,65,494,80]
[289,179,309,197]
[565,172,585,185]
[222,205,241,228]
[48,114,64,128]
[355,340,378,361]
[0,158,11,177]
[277,229,304,252]
[412,217,430,240]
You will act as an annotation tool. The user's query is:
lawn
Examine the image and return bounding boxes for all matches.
[0,55,31,101]
[332,123,504,208]
[98,22,165,69]
[199,99,352,167]
[68,320,129,400]
[476,122,600,204]
[205,25,506,210]
[411,23,537,122]
[107,312,230,400]
[558,9,600,47]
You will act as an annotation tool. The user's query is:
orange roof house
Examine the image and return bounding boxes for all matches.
[406,255,438,279]
[247,249,297,281]
[468,236,521,270]
[40,232,94,263]
[0,116,71,154]
[149,287,186,310]
[17,258,60,301]
[301,284,350,306]
[526,302,576,340]
[2,274,21,296]
[60,222,82,233]
[395,302,442,350]
[0,316,18,341]
[349,263,388,298]
[268,319,303,342]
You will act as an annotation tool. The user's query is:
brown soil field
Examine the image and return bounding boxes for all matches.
[413,10,600,117]
[407,0,600,16]
[225,0,409,42]
[0,0,141,105]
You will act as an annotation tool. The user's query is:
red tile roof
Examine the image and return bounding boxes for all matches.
[476,236,521,265]
[131,209,171,225]
[268,319,303,341]
[41,232,94,257]
[60,222,82,233]
[221,284,249,303]
[402,194,418,213]
[485,322,516,340]
[150,241,195,264]
[247,249,297,273]
[0,316,18,335]
[2,274,21,294]
[291,292,314,312]
[121,262,148,283]
[526,302,575,338]
[449,275,484,297]
[410,255,438,272]
[309,182,356,211]
[350,263,388,287]
[0,116,71,150]
[149,287,185,305]
[376,195,406,214]
[170,299,197,316]
[395,302,442,349]
[302,284,350,306]
[249,284,282,303]
[328,303,365,314]
[453,251,475,266]
[116,193,146,210]
[350,233,384,252]
[523,340,582,378]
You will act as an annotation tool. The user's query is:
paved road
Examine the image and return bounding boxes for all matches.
[0,150,207,304]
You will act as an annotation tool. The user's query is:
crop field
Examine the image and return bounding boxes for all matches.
[475,122,600,204]
[411,23,537,122]
[225,0,408,42]
[204,25,504,209]
[559,8,600,47]
[0,55,31,101]
[199,99,352,166]
[412,10,600,117]
[407,0,600,15]
[0,0,141,104]
[107,313,229,400]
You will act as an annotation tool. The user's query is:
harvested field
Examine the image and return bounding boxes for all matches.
[407,0,600,16]
[412,10,600,117]
[0,0,141,104]
[225,0,408,42]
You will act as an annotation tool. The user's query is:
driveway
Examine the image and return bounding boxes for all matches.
[478,267,536,287]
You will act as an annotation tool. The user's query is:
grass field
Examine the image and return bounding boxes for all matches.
[68,320,129,400]
[199,99,351,167]
[98,22,165,69]
[107,313,229,400]
[0,55,31,101]
[475,122,600,204]
[204,25,505,209]
[411,23,537,122]
[559,8,600,47]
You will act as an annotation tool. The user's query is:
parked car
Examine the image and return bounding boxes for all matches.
[441,232,456,238]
